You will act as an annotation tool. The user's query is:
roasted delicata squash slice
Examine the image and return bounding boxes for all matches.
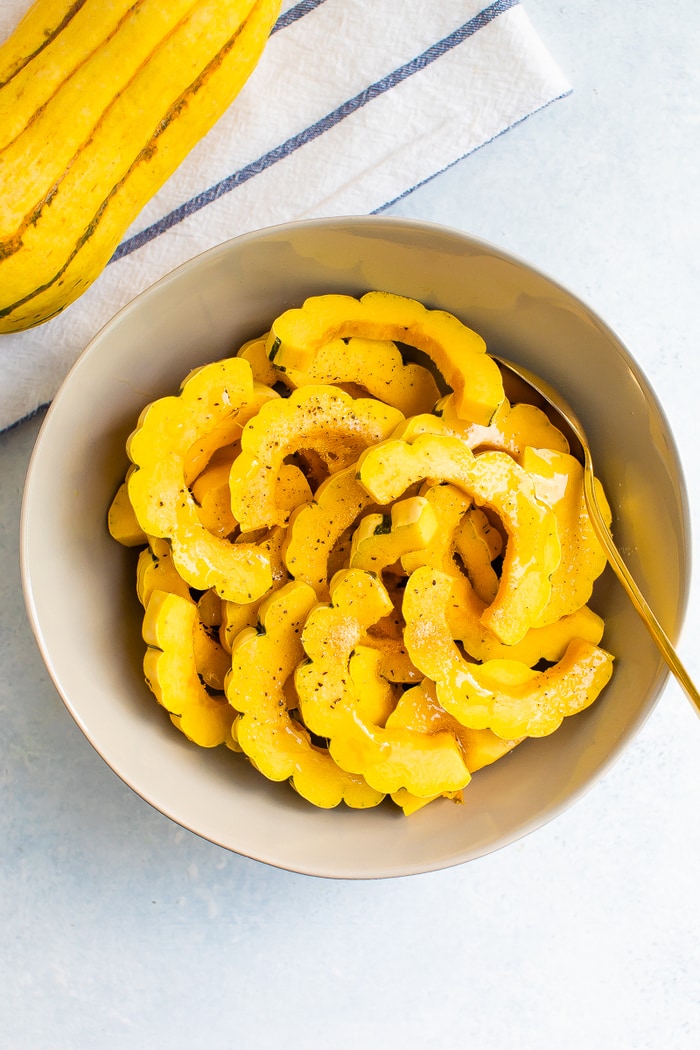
[217,526,290,652]
[386,678,523,773]
[192,457,311,539]
[266,292,505,425]
[136,537,191,608]
[229,384,403,531]
[278,336,442,416]
[235,333,290,389]
[390,411,455,444]
[354,576,422,684]
[192,615,231,692]
[520,446,611,625]
[402,568,614,739]
[436,394,570,456]
[399,482,472,577]
[283,465,377,598]
[357,432,561,644]
[219,593,267,654]
[183,378,278,485]
[226,581,384,809]
[453,506,503,604]
[127,359,273,603]
[107,472,147,547]
[414,565,605,669]
[349,495,438,575]
[296,570,471,797]
[142,589,235,748]
[296,570,398,738]
[275,463,315,515]
[359,633,422,685]
[191,453,240,538]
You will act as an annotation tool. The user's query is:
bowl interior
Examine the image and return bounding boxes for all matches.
[21,216,689,878]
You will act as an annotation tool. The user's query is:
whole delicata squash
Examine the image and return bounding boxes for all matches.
[0,0,281,332]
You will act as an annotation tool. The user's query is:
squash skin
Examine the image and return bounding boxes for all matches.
[0,1,161,148]
[0,0,282,331]
[0,2,90,88]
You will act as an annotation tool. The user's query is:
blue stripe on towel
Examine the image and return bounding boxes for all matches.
[110,0,520,263]
[271,0,330,35]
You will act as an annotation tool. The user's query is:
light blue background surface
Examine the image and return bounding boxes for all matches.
[2,2,700,1046]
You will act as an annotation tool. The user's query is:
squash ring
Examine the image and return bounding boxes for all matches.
[229,383,404,531]
[296,569,471,797]
[266,292,504,425]
[279,336,442,416]
[357,432,561,644]
[283,464,377,599]
[127,358,274,604]
[402,567,614,739]
[142,590,235,749]
[226,581,384,809]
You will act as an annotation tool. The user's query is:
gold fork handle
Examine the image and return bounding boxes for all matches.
[582,466,700,713]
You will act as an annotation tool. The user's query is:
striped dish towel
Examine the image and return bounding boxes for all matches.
[0,0,570,432]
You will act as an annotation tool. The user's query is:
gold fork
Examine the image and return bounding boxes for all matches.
[492,354,700,713]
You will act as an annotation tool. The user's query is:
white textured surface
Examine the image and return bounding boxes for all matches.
[2,1,700,1047]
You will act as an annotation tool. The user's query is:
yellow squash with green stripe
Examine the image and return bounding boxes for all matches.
[0,0,281,332]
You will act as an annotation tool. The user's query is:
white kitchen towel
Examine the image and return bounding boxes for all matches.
[0,0,570,432]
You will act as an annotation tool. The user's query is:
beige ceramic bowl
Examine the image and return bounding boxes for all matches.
[21,216,689,879]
